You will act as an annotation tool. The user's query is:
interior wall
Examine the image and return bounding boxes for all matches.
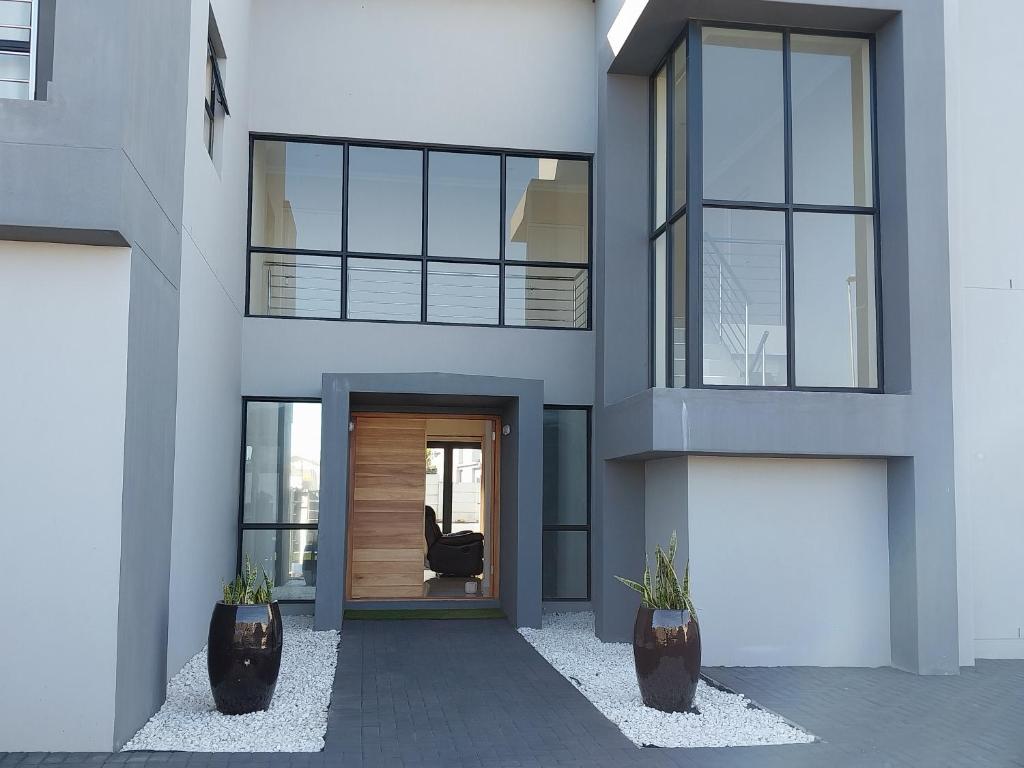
[946,0,1024,661]
[0,241,131,750]
[166,0,251,678]
[687,456,891,667]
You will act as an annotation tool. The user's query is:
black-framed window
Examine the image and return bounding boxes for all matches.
[650,22,881,391]
[542,407,591,601]
[0,0,36,99]
[237,398,321,603]
[204,8,229,159]
[246,136,593,330]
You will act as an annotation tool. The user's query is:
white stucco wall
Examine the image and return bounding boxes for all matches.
[946,0,1024,661]
[166,0,250,677]
[241,0,597,404]
[0,241,131,750]
[685,457,891,667]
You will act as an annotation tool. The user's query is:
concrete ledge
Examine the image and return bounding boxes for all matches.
[607,0,896,76]
[0,224,129,247]
[600,387,913,459]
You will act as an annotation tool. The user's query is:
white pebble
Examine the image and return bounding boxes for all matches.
[519,612,815,749]
[122,615,339,752]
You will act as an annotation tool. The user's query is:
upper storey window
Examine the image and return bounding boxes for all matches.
[0,0,37,99]
[247,137,591,329]
[651,24,879,390]
[204,7,229,160]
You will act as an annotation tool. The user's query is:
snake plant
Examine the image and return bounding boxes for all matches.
[615,531,697,620]
[222,556,275,605]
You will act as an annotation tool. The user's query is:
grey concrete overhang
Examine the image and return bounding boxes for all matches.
[607,0,898,76]
[599,388,912,460]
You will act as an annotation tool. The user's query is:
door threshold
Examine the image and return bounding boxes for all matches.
[344,607,506,620]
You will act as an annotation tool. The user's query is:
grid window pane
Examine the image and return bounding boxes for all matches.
[0,0,32,29]
[248,252,341,318]
[792,35,873,207]
[653,234,667,387]
[542,530,588,599]
[542,410,588,526]
[504,265,588,328]
[347,258,421,321]
[348,146,422,255]
[671,38,687,211]
[653,65,667,227]
[242,402,322,524]
[671,216,686,387]
[0,49,29,80]
[0,77,27,99]
[794,213,877,387]
[241,529,318,601]
[702,28,784,203]
[250,141,343,251]
[428,152,499,259]
[427,262,498,325]
[702,208,787,386]
[505,157,589,264]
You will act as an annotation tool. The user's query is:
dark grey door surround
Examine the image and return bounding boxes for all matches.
[316,373,544,630]
[593,0,959,675]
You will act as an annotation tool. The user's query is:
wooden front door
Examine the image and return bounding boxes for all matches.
[348,415,427,599]
[346,412,500,601]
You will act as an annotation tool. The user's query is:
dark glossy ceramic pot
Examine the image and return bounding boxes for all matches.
[207,601,283,715]
[632,606,701,713]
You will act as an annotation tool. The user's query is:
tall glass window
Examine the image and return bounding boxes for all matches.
[247,138,591,329]
[238,400,322,602]
[650,24,880,390]
[541,408,590,600]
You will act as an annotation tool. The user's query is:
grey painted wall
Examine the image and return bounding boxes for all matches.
[593,0,959,673]
[317,374,544,631]
[0,0,193,748]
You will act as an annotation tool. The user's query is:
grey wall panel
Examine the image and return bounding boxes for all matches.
[112,249,181,748]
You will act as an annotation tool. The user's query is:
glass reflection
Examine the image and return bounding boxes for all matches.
[347,258,421,322]
[248,252,341,318]
[250,141,343,251]
[792,35,873,207]
[242,402,322,525]
[348,146,423,255]
[505,157,589,264]
[793,213,877,387]
[702,28,784,203]
[427,262,499,325]
[428,152,500,259]
[701,208,787,386]
[504,265,588,328]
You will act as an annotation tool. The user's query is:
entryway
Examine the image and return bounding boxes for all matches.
[346,413,499,602]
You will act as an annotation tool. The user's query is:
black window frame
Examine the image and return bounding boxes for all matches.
[649,20,883,393]
[236,396,321,605]
[541,405,592,602]
[245,134,594,331]
[204,29,229,158]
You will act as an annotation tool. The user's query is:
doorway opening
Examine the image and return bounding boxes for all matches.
[346,413,499,601]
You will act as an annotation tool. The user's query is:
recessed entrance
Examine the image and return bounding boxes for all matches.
[346,413,499,601]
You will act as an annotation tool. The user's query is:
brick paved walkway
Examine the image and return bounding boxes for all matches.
[2,618,1023,767]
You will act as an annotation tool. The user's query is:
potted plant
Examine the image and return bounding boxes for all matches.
[616,532,700,712]
[207,557,283,715]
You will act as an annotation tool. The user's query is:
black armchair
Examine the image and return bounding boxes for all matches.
[424,506,484,577]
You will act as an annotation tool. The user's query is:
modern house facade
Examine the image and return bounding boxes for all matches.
[0,0,1019,752]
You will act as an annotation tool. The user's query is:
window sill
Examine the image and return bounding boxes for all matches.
[599,386,911,460]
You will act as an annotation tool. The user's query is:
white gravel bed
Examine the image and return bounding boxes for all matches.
[519,612,814,749]
[123,615,339,752]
